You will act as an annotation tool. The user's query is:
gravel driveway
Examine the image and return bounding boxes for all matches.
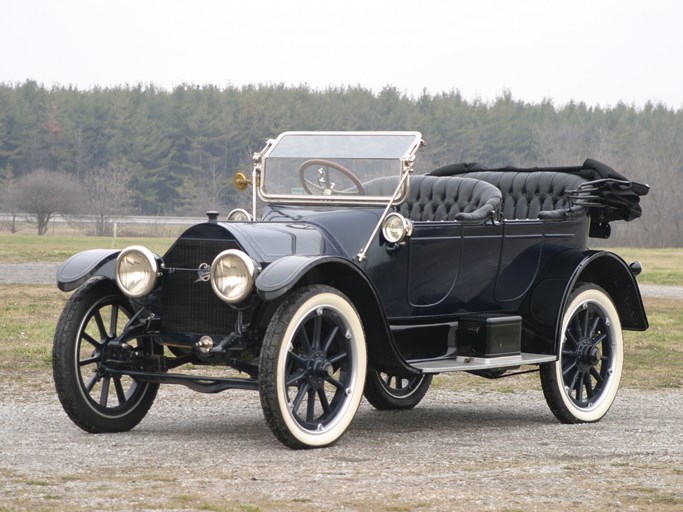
[1,263,682,510]
[1,382,681,511]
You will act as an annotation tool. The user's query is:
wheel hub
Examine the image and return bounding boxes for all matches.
[306,351,331,388]
[576,338,601,369]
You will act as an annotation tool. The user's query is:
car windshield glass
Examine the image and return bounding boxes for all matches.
[260,132,422,204]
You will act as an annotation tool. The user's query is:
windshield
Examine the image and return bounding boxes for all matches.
[258,131,423,204]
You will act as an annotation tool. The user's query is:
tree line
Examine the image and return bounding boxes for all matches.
[0,80,681,245]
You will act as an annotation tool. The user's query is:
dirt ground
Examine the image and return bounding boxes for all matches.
[0,377,681,511]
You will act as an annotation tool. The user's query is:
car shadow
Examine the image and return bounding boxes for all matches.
[131,394,555,448]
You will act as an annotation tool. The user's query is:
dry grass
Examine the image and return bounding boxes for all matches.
[611,247,683,286]
[0,233,175,263]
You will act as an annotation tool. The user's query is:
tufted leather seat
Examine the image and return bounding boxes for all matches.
[364,175,502,222]
[462,171,587,220]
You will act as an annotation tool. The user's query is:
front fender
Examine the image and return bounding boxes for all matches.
[57,249,120,292]
[255,255,420,378]
[255,255,337,302]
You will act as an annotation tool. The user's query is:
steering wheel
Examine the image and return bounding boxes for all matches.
[298,159,365,195]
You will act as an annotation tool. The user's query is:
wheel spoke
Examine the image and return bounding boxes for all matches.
[575,372,585,402]
[572,314,583,338]
[297,327,312,354]
[288,352,307,367]
[312,314,322,350]
[590,366,604,386]
[100,375,111,407]
[317,387,331,414]
[306,388,316,423]
[328,350,348,366]
[583,309,591,338]
[79,356,100,367]
[81,332,101,349]
[591,333,607,347]
[84,373,100,393]
[291,382,308,412]
[93,310,108,341]
[583,373,594,399]
[562,360,577,377]
[566,328,580,348]
[321,325,339,354]
[325,374,344,389]
[568,368,581,394]
[110,304,120,337]
[286,370,306,386]
[113,375,127,405]
[588,315,600,338]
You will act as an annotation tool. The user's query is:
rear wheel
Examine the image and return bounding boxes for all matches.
[259,285,367,449]
[540,284,623,423]
[364,371,432,410]
[53,277,159,433]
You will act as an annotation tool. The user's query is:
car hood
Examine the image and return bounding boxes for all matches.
[167,220,334,265]
[168,207,383,265]
[228,221,331,262]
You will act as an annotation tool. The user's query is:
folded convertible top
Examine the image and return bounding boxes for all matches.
[429,159,649,227]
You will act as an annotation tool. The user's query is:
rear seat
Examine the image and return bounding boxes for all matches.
[364,175,502,222]
[462,171,587,220]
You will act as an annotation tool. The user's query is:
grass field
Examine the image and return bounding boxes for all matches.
[0,232,176,263]
[1,233,682,391]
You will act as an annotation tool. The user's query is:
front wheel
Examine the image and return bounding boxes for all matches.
[540,284,623,423]
[259,285,367,449]
[52,277,159,433]
[364,371,433,410]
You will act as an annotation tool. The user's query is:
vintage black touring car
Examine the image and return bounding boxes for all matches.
[53,131,649,449]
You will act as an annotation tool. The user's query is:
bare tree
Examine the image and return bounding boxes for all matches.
[178,159,231,216]
[0,169,20,232]
[14,168,83,235]
[84,161,134,236]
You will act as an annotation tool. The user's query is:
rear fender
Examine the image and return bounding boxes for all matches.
[563,251,648,331]
[525,250,648,354]
[57,249,120,292]
[255,255,419,377]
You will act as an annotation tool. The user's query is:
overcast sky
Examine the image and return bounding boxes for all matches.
[3,0,682,108]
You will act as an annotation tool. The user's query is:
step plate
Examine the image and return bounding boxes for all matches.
[409,353,557,374]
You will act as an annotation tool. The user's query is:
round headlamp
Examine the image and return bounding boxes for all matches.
[227,208,253,222]
[382,213,413,244]
[115,246,159,298]
[210,249,260,303]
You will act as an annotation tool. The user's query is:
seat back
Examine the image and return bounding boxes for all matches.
[364,175,502,222]
[463,171,588,220]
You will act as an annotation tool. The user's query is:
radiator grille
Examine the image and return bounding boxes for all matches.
[161,238,240,335]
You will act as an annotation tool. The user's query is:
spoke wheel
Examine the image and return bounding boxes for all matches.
[540,284,623,423]
[259,285,367,449]
[53,277,159,433]
[364,371,432,410]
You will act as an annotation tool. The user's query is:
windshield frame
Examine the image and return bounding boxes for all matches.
[255,131,423,206]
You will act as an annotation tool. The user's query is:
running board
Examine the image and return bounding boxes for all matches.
[409,353,557,374]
